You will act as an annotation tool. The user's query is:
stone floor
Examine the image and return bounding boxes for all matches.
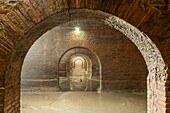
[21,92,147,113]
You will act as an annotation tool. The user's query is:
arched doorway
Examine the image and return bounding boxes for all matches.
[69,54,91,91]
[1,7,168,112]
[58,47,101,92]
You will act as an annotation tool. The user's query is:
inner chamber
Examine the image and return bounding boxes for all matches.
[21,19,147,113]
[69,55,91,91]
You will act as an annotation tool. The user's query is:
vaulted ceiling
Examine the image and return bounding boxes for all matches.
[0,0,169,67]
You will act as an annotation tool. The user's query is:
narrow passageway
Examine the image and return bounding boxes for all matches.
[21,92,146,113]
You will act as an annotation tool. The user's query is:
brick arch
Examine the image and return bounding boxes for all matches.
[58,47,101,91]
[0,1,168,113]
[104,16,168,113]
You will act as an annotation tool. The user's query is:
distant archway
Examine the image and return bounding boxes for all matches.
[68,54,91,91]
[58,47,102,92]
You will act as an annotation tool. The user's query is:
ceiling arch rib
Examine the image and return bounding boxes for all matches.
[0,0,169,63]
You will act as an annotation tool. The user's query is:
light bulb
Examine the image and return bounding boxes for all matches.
[75,27,80,32]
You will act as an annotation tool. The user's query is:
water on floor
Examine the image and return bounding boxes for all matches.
[21,92,146,113]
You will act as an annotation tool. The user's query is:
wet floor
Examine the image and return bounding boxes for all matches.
[21,92,147,113]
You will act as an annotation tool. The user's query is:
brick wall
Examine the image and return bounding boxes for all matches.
[21,20,148,92]
[4,56,21,113]
[0,61,5,113]
[166,69,170,113]
[0,0,168,111]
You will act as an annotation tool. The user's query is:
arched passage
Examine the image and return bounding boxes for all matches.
[58,47,101,91]
[104,16,168,113]
[1,7,168,113]
[65,54,91,91]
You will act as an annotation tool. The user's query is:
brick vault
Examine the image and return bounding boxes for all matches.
[0,0,169,113]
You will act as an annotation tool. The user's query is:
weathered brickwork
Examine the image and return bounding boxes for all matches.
[0,0,169,113]
[104,16,168,112]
